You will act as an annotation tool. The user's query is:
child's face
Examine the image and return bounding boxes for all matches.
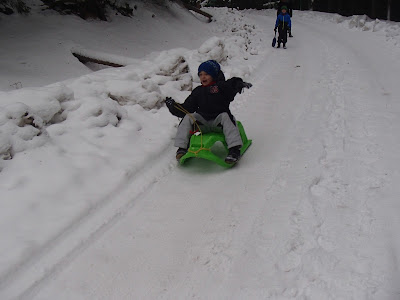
[199,71,213,86]
[282,9,287,14]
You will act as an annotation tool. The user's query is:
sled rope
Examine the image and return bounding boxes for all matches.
[173,103,211,155]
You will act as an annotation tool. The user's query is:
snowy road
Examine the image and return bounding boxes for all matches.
[3,10,400,300]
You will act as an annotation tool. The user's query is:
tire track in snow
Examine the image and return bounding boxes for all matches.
[213,27,330,298]
[0,143,177,300]
[276,19,398,299]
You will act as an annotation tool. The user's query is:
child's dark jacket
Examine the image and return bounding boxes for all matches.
[168,72,244,121]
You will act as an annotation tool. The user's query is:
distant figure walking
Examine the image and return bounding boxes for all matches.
[276,0,293,37]
[274,6,292,49]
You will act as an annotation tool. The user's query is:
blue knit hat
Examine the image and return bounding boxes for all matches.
[198,60,221,80]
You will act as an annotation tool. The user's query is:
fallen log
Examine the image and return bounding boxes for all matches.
[72,52,125,67]
[71,47,139,69]
[181,2,213,22]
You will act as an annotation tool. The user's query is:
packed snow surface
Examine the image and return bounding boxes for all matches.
[1,3,400,299]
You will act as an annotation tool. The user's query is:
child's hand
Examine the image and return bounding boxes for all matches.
[243,82,252,89]
[232,78,253,94]
[164,97,186,118]
[238,81,252,93]
[238,82,252,93]
[165,97,175,108]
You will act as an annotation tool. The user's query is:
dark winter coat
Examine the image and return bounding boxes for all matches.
[276,0,293,17]
[167,71,244,122]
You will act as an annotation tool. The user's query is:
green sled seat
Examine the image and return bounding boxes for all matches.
[179,121,252,168]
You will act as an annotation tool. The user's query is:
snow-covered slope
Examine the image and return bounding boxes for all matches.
[1,6,400,300]
[0,0,213,90]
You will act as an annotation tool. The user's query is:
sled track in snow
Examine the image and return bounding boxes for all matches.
[272,18,398,298]
[0,143,177,300]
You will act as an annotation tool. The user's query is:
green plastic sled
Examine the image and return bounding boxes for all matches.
[179,121,252,168]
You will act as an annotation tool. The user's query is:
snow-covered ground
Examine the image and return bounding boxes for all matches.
[1,3,400,299]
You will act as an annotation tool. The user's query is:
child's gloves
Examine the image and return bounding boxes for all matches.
[165,97,175,109]
[165,97,186,118]
[232,78,253,94]
[243,82,252,89]
[239,81,252,93]
[274,27,277,32]
[165,97,177,115]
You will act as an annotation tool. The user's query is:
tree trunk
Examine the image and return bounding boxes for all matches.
[327,0,333,12]
[336,0,343,15]
[370,0,376,19]
[387,0,391,20]
[181,2,212,21]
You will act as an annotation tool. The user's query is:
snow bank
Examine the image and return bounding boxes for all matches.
[298,11,400,46]
[343,15,400,45]
[0,85,72,160]
[0,0,212,91]
[0,8,259,162]
[203,7,262,77]
[0,44,231,162]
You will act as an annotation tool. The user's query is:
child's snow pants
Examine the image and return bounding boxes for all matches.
[278,26,288,45]
[174,112,243,149]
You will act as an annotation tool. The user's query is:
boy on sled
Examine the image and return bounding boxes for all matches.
[165,60,252,164]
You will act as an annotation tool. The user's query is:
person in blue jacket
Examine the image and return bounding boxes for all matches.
[274,6,292,49]
[276,0,293,37]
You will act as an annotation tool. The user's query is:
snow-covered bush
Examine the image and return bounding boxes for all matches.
[0,85,75,160]
[0,103,47,159]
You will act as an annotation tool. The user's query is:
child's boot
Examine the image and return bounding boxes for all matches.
[225,146,241,164]
[283,43,287,49]
[176,148,187,160]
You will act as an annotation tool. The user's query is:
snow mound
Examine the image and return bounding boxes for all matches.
[0,85,73,160]
[340,14,400,43]
[298,11,400,46]
[0,15,259,161]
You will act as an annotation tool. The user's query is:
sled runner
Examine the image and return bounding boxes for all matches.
[179,121,252,168]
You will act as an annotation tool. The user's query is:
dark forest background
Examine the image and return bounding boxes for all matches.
[311,0,399,21]
[1,0,399,22]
